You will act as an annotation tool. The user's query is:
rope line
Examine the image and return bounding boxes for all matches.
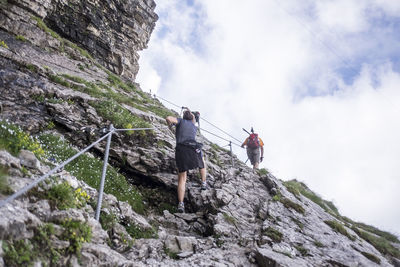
[153,94,181,109]
[200,117,243,144]
[153,94,243,145]
[200,128,242,147]
[115,127,156,132]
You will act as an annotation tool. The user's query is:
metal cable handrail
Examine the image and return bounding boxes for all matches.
[0,130,113,209]
[0,122,240,220]
[153,94,244,145]
[0,125,165,221]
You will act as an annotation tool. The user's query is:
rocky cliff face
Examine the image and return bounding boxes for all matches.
[1,0,157,80]
[0,1,399,266]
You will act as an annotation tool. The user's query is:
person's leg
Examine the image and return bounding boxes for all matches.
[199,156,206,182]
[253,148,260,169]
[177,171,187,203]
[199,167,206,182]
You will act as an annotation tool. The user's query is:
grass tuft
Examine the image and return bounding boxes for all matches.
[0,40,9,49]
[283,179,339,216]
[16,35,27,42]
[325,220,356,241]
[0,120,44,158]
[352,226,400,259]
[223,212,236,225]
[0,166,13,195]
[361,251,381,264]
[38,133,145,214]
[280,197,305,214]
[263,226,283,242]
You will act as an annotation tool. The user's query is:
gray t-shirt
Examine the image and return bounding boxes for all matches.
[175,118,197,144]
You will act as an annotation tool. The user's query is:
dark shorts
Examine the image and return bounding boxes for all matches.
[175,143,204,173]
[247,147,260,165]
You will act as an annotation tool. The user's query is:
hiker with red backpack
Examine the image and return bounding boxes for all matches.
[241,127,264,170]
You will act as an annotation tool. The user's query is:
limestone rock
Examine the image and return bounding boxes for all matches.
[19,150,41,169]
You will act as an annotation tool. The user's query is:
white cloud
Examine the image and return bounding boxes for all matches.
[315,0,369,32]
[137,0,400,235]
[373,0,400,17]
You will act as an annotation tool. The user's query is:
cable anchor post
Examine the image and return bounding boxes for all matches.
[95,124,114,221]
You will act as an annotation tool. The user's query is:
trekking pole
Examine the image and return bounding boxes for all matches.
[95,124,114,221]
[242,128,251,135]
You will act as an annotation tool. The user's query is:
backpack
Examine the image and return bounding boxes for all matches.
[247,133,260,148]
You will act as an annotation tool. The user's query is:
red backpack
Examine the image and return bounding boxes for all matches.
[247,133,260,148]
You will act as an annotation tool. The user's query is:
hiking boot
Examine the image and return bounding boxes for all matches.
[177,202,185,213]
[201,181,207,190]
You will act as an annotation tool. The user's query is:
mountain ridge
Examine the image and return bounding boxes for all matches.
[0,0,399,266]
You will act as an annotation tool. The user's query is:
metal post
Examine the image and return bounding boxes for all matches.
[229,141,234,167]
[95,124,114,221]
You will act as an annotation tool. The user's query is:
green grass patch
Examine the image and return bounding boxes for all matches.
[60,219,92,254]
[283,179,339,216]
[3,224,64,266]
[0,165,13,195]
[352,226,400,259]
[107,73,134,93]
[258,168,269,176]
[272,190,282,202]
[38,133,145,214]
[2,239,35,266]
[49,74,71,87]
[50,72,174,120]
[124,223,158,239]
[26,64,38,72]
[64,39,93,60]
[0,40,9,49]
[46,182,90,210]
[90,99,151,130]
[100,211,119,231]
[31,16,93,59]
[106,72,175,118]
[361,251,381,264]
[295,244,308,256]
[157,202,177,214]
[164,247,179,260]
[223,212,236,225]
[263,226,283,242]
[314,240,325,248]
[0,120,44,158]
[16,35,27,42]
[325,220,356,241]
[342,217,399,243]
[280,197,305,214]
[291,217,304,230]
[31,16,61,41]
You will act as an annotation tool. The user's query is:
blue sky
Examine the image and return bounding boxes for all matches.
[137,0,400,236]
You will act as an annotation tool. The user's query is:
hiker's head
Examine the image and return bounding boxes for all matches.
[251,127,254,133]
[183,110,194,121]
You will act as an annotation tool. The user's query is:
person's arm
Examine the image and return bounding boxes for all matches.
[166,116,178,126]
[260,146,264,162]
[241,137,248,148]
